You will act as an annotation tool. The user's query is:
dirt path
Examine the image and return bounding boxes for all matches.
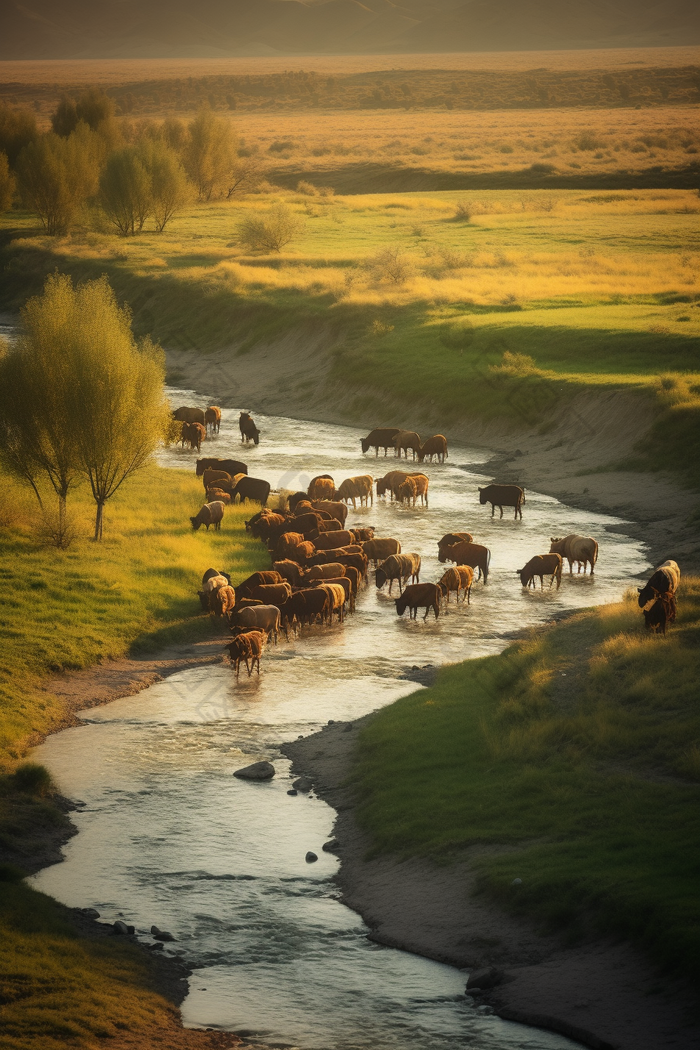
[282,721,700,1050]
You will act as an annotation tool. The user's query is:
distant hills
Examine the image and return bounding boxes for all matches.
[1,0,699,59]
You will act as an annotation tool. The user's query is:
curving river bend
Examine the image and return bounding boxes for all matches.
[31,394,648,1050]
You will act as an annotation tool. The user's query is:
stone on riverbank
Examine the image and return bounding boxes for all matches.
[151,925,175,941]
[293,776,312,792]
[233,761,275,780]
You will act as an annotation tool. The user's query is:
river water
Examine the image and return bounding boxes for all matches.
[31,393,648,1050]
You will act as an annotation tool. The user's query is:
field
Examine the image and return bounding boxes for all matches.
[3,185,699,480]
[352,583,700,981]
[0,463,267,766]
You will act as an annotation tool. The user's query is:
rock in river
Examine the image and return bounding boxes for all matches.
[292,776,312,793]
[305,851,318,863]
[233,761,275,781]
[151,925,175,941]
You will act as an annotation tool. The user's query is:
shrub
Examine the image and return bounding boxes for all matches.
[297,180,319,196]
[12,762,52,796]
[452,200,472,222]
[370,319,395,337]
[237,204,305,253]
[368,246,414,285]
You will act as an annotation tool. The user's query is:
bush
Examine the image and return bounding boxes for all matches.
[12,763,52,796]
[237,204,305,253]
[452,200,472,222]
[368,246,414,285]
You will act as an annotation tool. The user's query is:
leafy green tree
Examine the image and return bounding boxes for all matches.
[0,103,38,167]
[184,108,236,201]
[16,125,101,235]
[0,152,15,212]
[98,146,152,236]
[141,139,190,231]
[51,87,120,151]
[0,274,171,541]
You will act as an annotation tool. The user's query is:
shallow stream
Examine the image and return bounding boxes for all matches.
[32,395,648,1050]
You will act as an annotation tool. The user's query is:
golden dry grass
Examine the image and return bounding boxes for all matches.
[1,46,698,85]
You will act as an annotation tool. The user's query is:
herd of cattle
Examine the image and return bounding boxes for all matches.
[173,412,681,675]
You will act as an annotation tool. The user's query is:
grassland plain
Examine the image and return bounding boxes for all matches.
[0,462,267,1050]
[2,185,699,485]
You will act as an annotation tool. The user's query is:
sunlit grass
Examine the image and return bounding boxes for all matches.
[0,463,268,765]
[354,582,700,978]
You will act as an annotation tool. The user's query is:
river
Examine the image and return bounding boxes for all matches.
[31,392,648,1050]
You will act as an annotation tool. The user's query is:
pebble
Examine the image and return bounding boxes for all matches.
[511,877,523,886]
[112,920,130,935]
[293,776,312,793]
[287,789,298,796]
[305,851,318,863]
[343,723,353,732]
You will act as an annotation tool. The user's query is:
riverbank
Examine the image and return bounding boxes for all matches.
[0,462,268,1050]
[165,342,700,573]
[283,586,700,1050]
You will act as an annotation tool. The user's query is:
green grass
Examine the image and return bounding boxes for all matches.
[0,873,189,1050]
[0,461,268,1049]
[353,582,700,980]
[0,462,267,764]
[2,187,699,483]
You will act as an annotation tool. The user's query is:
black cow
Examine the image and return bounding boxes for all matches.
[232,476,270,506]
[196,458,248,477]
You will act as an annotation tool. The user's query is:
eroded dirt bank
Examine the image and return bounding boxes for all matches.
[282,720,700,1050]
[166,341,700,574]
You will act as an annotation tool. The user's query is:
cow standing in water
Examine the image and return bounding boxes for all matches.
[478,484,525,520]
[239,412,261,445]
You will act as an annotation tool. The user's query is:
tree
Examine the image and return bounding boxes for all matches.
[0,282,82,534]
[226,153,263,198]
[0,152,15,212]
[142,140,190,231]
[237,204,305,253]
[184,108,236,201]
[98,146,152,235]
[0,274,171,541]
[51,87,120,151]
[17,125,101,235]
[0,103,38,167]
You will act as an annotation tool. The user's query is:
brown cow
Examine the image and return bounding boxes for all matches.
[202,468,231,492]
[305,563,346,581]
[335,475,374,508]
[375,553,421,593]
[362,537,401,566]
[395,583,440,620]
[438,540,490,583]
[313,577,353,612]
[275,532,307,560]
[196,458,248,478]
[549,535,599,575]
[173,406,205,425]
[479,484,525,520]
[286,541,316,564]
[396,477,417,506]
[394,430,421,460]
[230,605,281,644]
[211,584,236,617]
[417,435,448,463]
[226,630,265,676]
[318,519,343,534]
[377,470,408,499]
[190,501,225,532]
[273,560,307,588]
[314,530,354,551]
[310,499,347,525]
[183,421,206,451]
[350,527,375,542]
[245,582,292,606]
[410,473,429,507]
[316,582,347,624]
[205,406,221,434]
[239,412,260,445]
[361,428,401,456]
[517,553,562,589]
[438,565,474,604]
[206,487,231,504]
[237,571,283,597]
[308,476,335,501]
[438,532,473,555]
[282,588,330,635]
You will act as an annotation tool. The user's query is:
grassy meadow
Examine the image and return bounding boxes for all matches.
[0,462,267,1049]
[353,582,700,981]
[3,184,699,476]
[0,462,267,765]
